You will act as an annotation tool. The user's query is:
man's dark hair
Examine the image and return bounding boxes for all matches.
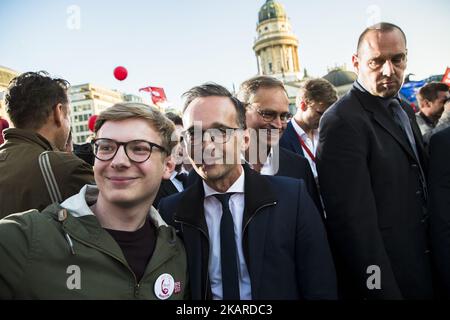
[237,75,288,105]
[182,82,246,129]
[417,82,449,102]
[357,22,407,54]
[5,71,70,130]
[165,112,183,126]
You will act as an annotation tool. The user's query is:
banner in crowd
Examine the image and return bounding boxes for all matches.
[442,67,450,86]
[139,86,167,105]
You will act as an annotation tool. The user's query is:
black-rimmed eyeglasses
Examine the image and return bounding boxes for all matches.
[181,127,241,146]
[92,138,167,163]
[250,106,292,123]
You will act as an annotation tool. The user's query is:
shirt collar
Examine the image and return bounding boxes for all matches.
[169,170,178,181]
[242,148,274,172]
[203,167,245,197]
[354,80,400,109]
[290,118,319,139]
[290,118,308,138]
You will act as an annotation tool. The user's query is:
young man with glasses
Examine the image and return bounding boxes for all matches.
[237,75,323,215]
[158,83,337,300]
[0,103,189,300]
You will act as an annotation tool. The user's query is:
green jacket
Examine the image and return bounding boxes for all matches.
[0,128,94,218]
[0,185,189,300]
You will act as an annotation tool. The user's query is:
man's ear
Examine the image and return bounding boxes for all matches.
[162,155,176,180]
[53,103,65,128]
[300,100,308,112]
[240,128,251,153]
[422,99,431,110]
[352,54,359,73]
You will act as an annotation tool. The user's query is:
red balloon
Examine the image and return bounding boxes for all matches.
[88,115,98,132]
[0,118,9,130]
[113,66,128,81]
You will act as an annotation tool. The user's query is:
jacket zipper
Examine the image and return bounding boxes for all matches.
[62,228,141,298]
[243,202,277,234]
[174,201,277,300]
[174,218,210,300]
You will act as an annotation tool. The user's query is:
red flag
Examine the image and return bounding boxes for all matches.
[139,86,167,105]
[442,67,450,86]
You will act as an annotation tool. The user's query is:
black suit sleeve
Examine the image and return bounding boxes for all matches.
[429,129,450,297]
[317,111,402,299]
[295,180,338,299]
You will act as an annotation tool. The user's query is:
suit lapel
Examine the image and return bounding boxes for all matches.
[285,121,305,156]
[402,101,429,168]
[162,179,178,196]
[353,88,418,163]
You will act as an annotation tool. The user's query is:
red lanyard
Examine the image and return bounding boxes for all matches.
[296,133,316,163]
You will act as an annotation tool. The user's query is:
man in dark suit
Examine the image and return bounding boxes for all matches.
[317,22,434,299]
[429,126,450,298]
[159,83,337,300]
[237,75,323,214]
[279,78,337,181]
[153,164,187,207]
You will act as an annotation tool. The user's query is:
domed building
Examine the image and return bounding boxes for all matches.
[0,66,19,123]
[322,68,357,97]
[254,0,300,77]
[253,0,302,110]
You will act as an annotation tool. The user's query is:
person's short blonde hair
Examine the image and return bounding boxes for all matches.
[94,102,177,155]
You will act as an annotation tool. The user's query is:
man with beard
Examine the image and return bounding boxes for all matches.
[158,83,337,300]
[317,23,434,299]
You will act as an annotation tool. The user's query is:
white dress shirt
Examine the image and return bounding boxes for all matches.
[203,169,252,300]
[169,171,184,192]
[243,148,278,176]
[290,119,319,179]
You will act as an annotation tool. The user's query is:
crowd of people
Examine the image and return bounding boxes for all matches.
[0,22,449,300]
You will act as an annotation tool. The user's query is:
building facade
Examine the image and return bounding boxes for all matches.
[69,84,142,144]
[0,66,19,124]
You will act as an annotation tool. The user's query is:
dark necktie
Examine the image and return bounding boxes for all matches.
[213,193,240,300]
[389,99,428,202]
[175,172,188,188]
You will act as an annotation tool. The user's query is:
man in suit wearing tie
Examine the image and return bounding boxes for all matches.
[279,78,337,182]
[237,75,323,214]
[159,83,337,300]
[429,126,450,298]
[317,22,434,299]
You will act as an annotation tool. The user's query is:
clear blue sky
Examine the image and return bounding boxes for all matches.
[1,0,449,109]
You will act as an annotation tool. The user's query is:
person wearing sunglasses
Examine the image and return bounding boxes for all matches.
[0,103,189,300]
